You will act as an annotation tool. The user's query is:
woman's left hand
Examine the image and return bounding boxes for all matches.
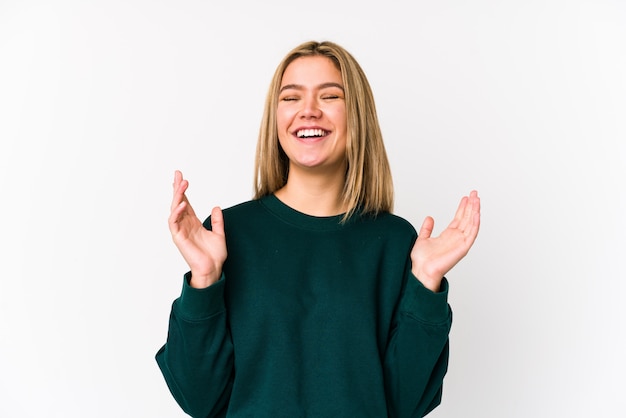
[410,190,481,292]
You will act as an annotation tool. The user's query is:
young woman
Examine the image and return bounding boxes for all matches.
[156,40,480,418]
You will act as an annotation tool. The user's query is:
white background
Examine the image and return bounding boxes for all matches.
[1,1,625,417]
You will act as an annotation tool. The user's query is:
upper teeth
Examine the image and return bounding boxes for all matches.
[297,129,326,138]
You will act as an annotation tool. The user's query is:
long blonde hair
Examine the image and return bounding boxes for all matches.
[254,41,393,220]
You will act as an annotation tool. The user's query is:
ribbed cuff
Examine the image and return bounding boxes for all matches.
[399,275,450,324]
[174,271,226,320]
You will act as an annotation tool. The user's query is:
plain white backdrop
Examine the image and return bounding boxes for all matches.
[1,1,625,417]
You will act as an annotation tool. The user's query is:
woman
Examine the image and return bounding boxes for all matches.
[156,40,480,418]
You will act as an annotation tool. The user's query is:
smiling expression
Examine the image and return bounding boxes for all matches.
[276,56,347,176]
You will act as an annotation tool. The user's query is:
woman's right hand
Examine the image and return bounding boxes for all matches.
[168,170,227,288]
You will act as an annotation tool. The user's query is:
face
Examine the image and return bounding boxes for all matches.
[276,56,347,176]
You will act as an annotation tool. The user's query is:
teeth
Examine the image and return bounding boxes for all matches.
[297,129,326,138]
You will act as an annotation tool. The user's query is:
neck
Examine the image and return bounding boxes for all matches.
[275,166,347,217]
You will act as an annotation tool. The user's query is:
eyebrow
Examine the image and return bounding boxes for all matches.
[279,82,345,93]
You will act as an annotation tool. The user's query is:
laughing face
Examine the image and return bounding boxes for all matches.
[276,56,347,177]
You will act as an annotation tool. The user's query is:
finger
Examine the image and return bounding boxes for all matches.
[210,206,225,237]
[448,195,468,230]
[471,191,480,223]
[464,191,480,226]
[461,213,481,251]
[458,193,481,246]
[171,171,181,209]
[418,216,434,239]
[464,193,481,240]
[171,178,190,212]
[173,171,189,198]
[172,170,185,198]
[459,192,477,231]
[168,200,187,233]
[173,170,182,188]
[454,190,480,232]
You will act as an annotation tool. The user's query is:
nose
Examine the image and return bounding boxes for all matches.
[300,95,322,119]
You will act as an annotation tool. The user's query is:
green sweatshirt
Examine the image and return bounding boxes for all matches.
[156,195,452,418]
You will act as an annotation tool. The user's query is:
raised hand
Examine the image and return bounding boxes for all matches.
[168,170,227,288]
[410,190,481,292]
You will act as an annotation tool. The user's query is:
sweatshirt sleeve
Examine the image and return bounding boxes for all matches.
[155,272,234,418]
[384,273,452,418]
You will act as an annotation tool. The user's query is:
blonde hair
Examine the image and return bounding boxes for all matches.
[254,40,393,220]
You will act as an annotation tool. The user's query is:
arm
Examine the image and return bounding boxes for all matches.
[384,273,452,418]
[385,190,480,417]
[156,170,233,417]
[156,275,234,417]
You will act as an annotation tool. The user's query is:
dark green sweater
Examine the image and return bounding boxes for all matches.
[156,195,452,418]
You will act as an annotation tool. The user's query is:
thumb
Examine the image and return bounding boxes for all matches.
[418,216,434,239]
[210,206,225,236]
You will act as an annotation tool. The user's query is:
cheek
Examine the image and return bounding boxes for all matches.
[276,119,291,147]
[332,109,348,136]
[276,106,296,129]
[277,132,288,150]
[325,104,346,126]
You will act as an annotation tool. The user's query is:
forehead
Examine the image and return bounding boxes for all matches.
[280,56,343,87]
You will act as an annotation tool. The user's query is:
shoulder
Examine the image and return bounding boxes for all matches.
[353,211,417,240]
[222,199,260,215]
[342,212,418,258]
[202,199,262,230]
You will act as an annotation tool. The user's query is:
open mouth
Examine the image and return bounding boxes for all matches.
[296,128,329,139]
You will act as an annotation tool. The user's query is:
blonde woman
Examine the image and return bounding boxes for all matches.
[156,41,480,418]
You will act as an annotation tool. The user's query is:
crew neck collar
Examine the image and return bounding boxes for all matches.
[259,194,353,231]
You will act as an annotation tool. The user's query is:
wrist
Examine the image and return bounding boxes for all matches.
[189,270,220,289]
[412,269,443,292]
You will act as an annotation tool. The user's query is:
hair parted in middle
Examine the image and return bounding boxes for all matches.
[254,40,394,220]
